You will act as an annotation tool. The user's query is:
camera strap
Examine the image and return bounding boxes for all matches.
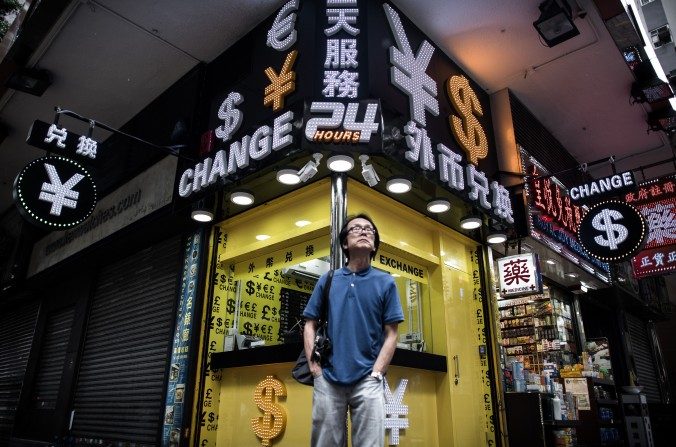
[319,269,334,328]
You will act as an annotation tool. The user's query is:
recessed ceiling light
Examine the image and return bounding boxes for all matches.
[295,220,311,227]
[277,168,301,185]
[386,177,412,194]
[230,190,254,206]
[566,272,579,278]
[546,259,556,265]
[256,234,271,241]
[427,199,450,213]
[326,154,354,172]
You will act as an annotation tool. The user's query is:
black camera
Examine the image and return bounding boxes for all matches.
[312,333,332,362]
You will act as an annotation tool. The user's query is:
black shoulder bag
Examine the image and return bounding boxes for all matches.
[291,270,333,385]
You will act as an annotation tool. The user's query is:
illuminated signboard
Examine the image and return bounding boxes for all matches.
[627,175,676,278]
[497,253,543,297]
[26,120,100,165]
[521,150,611,281]
[175,0,514,226]
[13,156,97,230]
[577,200,647,263]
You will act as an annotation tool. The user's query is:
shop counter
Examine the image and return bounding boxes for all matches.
[211,342,447,372]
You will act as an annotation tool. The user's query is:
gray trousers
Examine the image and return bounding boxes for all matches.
[311,374,385,447]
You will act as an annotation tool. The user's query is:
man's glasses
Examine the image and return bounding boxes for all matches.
[347,225,376,234]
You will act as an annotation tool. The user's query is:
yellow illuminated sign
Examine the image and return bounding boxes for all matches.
[264,50,298,111]
[251,375,287,447]
[447,74,488,165]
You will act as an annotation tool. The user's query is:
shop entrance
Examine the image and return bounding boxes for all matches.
[194,180,498,447]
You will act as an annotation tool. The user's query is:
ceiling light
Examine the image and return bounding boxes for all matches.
[546,258,556,265]
[191,198,215,223]
[256,234,271,241]
[327,154,354,172]
[486,232,507,244]
[460,215,482,230]
[191,209,214,223]
[359,154,379,187]
[230,190,254,206]
[566,272,579,278]
[277,168,301,185]
[427,199,450,213]
[295,220,311,227]
[533,0,580,48]
[386,177,412,194]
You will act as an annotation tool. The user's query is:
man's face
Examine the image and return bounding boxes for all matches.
[344,217,376,256]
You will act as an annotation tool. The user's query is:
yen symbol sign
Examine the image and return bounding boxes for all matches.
[578,201,647,262]
[13,156,97,230]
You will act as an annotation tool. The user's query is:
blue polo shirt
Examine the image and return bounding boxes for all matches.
[303,266,404,386]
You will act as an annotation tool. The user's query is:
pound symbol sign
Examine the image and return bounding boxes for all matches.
[592,208,628,250]
[215,91,244,142]
[251,375,287,447]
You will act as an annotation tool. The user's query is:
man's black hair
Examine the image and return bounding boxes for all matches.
[339,213,380,262]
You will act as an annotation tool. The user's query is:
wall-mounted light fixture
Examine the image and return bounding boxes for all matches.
[327,154,354,172]
[359,154,379,187]
[427,198,450,213]
[6,67,52,96]
[533,0,579,47]
[298,153,323,182]
[460,214,482,230]
[386,177,412,194]
[277,167,301,185]
[230,190,254,206]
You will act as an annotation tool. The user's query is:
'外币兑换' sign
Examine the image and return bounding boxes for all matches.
[176,0,514,226]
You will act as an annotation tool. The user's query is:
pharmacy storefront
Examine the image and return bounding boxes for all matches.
[177,1,515,446]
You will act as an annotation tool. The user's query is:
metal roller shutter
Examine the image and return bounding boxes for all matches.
[626,314,661,403]
[33,306,75,410]
[71,236,181,444]
[0,302,39,445]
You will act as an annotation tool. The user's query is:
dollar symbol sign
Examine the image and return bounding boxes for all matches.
[246,280,256,295]
[243,322,252,334]
[215,91,244,142]
[447,74,488,165]
[208,412,215,423]
[251,375,287,447]
[216,317,223,327]
[226,299,235,314]
[592,208,628,250]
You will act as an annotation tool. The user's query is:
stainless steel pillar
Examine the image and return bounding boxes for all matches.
[330,173,347,269]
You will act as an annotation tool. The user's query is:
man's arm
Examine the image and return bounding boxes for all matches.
[372,322,399,375]
[303,319,322,376]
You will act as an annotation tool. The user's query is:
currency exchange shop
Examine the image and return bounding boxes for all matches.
[173,1,516,446]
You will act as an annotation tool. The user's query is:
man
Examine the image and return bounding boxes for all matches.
[303,213,404,446]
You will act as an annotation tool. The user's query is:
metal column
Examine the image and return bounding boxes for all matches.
[330,173,347,270]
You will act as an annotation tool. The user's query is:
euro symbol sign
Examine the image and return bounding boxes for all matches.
[592,208,628,250]
[251,375,286,447]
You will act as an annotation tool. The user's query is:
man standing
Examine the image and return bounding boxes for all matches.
[303,213,404,446]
